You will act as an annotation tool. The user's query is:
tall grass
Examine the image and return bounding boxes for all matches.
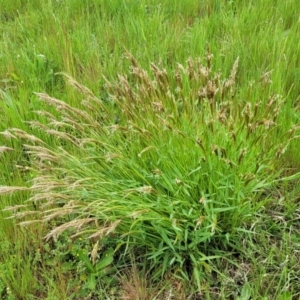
[1,0,300,298]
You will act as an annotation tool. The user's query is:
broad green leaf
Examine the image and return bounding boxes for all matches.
[78,250,94,273]
[95,248,114,272]
[86,274,96,290]
[237,282,251,300]
[277,291,292,300]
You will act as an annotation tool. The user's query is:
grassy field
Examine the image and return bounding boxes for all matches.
[0,0,300,299]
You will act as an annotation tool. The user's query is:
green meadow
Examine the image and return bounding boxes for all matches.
[0,0,300,299]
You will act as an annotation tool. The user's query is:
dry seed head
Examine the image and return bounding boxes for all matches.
[33,202,54,211]
[243,103,253,124]
[150,63,169,86]
[44,218,97,241]
[79,138,109,147]
[175,129,186,138]
[70,108,101,127]
[254,101,262,118]
[217,112,227,125]
[288,134,300,142]
[118,75,134,99]
[211,144,219,156]
[176,63,186,74]
[258,70,273,85]
[244,174,256,186]
[2,204,28,211]
[106,124,121,134]
[196,139,203,146]
[6,210,41,219]
[187,57,196,80]
[61,73,98,100]
[224,57,239,89]
[238,148,247,164]
[16,165,35,172]
[30,192,70,204]
[287,125,300,138]
[152,168,162,175]
[246,123,257,136]
[19,220,42,227]
[276,144,286,158]
[263,119,276,130]
[37,93,98,126]
[175,70,183,89]
[105,153,122,162]
[0,130,17,139]
[175,86,181,94]
[272,107,280,120]
[130,65,152,88]
[35,93,73,110]
[156,116,173,131]
[175,178,183,185]
[222,158,234,168]
[138,146,157,158]
[152,101,164,112]
[130,210,149,219]
[63,200,82,208]
[33,110,57,120]
[229,130,236,143]
[124,51,139,68]
[196,138,205,151]
[61,116,86,131]
[133,126,152,137]
[31,176,68,192]
[219,101,231,114]
[198,87,206,100]
[48,120,73,129]
[0,186,30,195]
[90,241,99,265]
[213,72,221,86]
[199,66,209,80]
[45,129,79,145]
[220,147,227,158]
[23,144,57,155]
[266,95,277,109]
[43,209,75,221]
[0,146,14,153]
[9,128,45,144]
[195,216,206,229]
[27,151,59,163]
[206,51,213,69]
[199,197,206,205]
[88,220,121,240]
[25,121,50,131]
[124,186,157,197]
[66,178,93,190]
[206,80,217,100]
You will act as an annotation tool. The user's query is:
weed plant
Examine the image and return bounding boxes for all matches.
[1,52,299,293]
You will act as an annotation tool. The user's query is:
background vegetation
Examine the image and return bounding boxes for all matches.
[0,0,299,299]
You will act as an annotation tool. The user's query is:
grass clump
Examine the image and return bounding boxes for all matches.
[2,52,299,294]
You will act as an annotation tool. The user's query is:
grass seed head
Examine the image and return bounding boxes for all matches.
[0,146,14,153]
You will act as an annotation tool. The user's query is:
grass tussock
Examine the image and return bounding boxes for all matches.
[2,53,300,296]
